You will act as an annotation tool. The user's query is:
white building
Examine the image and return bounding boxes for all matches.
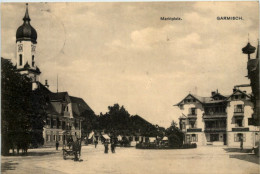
[175,89,259,148]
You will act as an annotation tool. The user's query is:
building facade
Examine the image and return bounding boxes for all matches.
[14,4,93,147]
[175,90,259,148]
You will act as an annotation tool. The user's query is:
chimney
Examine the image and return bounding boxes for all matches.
[233,88,237,93]
[211,91,216,96]
[45,80,49,88]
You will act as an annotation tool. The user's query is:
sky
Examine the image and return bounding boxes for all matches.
[1,2,259,128]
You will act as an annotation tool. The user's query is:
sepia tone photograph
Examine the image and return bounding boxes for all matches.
[1,1,259,174]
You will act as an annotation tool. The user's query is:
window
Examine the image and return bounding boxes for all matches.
[210,134,219,141]
[191,134,198,142]
[187,99,190,102]
[186,135,191,143]
[234,133,246,142]
[193,99,196,102]
[32,55,35,67]
[182,122,186,129]
[190,108,197,115]
[235,118,243,127]
[51,118,54,128]
[19,54,23,65]
[241,95,245,99]
[189,121,196,128]
[57,118,60,129]
[235,95,239,100]
[234,105,244,113]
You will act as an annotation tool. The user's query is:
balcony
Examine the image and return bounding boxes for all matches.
[203,113,227,119]
[204,127,226,132]
[187,128,202,132]
[232,127,249,132]
[187,114,197,119]
[234,110,244,117]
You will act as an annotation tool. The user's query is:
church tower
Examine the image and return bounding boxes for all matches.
[16,3,41,84]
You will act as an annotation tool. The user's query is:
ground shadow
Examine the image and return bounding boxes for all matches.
[1,161,18,172]
[223,148,253,153]
[5,151,58,157]
[229,154,259,165]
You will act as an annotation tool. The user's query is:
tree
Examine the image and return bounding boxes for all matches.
[81,109,97,139]
[165,121,184,148]
[1,58,45,155]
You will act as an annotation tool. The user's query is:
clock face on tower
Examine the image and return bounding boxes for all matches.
[18,44,23,52]
[31,45,36,52]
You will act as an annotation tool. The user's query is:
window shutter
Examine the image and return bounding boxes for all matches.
[189,108,191,115]
[196,134,198,142]
[234,134,236,142]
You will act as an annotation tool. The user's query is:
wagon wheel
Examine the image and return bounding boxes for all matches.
[62,149,67,160]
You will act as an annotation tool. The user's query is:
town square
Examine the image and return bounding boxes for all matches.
[2,145,259,174]
[1,2,259,174]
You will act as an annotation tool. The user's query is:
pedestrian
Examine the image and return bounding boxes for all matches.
[72,140,79,161]
[240,136,243,151]
[111,141,116,153]
[104,140,109,154]
[95,140,98,148]
[111,141,114,153]
[56,140,59,150]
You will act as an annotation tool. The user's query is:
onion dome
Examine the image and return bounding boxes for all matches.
[242,42,256,59]
[16,4,37,44]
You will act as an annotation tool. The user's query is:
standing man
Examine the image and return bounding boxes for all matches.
[94,139,98,148]
[104,140,109,154]
[111,141,115,153]
[56,140,59,150]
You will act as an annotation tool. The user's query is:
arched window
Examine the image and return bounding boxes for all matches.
[19,54,23,66]
[32,55,35,67]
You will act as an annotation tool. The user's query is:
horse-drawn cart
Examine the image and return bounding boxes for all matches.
[62,133,81,161]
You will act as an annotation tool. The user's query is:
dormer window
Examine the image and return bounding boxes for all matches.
[234,104,244,113]
[189,108,197,115]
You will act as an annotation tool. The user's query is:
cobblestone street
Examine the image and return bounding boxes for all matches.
[1,145,259,174]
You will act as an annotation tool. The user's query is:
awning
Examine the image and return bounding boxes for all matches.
[102,134,110,139]
[149,137,156,142]
[162,137,168,141]
[117,135,122,141]
[88,132,94,139]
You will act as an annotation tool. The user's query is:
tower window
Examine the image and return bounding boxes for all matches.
[32,55,35,67]
[19,54,23,66]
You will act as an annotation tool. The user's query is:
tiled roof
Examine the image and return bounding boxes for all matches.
[49,92,69,102]
[70,96,93,117]
[34,82,93,118]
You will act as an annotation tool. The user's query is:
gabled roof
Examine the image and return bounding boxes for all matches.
[70,96,93,117]
[49,92,70,102]
[174,92,230,106]
[225,89,251,100]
